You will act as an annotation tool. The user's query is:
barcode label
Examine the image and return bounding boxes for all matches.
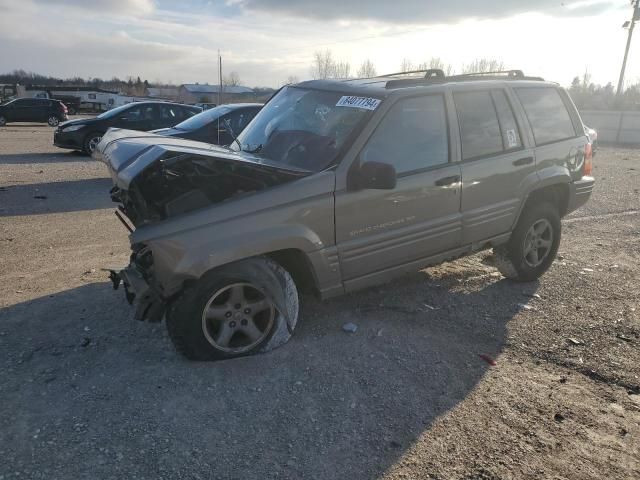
[336,96,381,110]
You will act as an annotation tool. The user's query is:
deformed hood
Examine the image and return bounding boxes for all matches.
[96,129,312,227]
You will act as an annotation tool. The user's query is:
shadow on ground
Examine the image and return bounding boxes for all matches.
[0,151,88,165]
[0,264,538,479]
[0,178,113,216]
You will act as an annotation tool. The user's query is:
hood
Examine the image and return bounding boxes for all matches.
[95,128,311,227]
[58,117,99,129]
[150,127,184,137]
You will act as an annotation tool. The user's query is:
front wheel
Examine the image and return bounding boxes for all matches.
[0,115,7,126]
[83,132,103,155]
[493,202,561,282]
[48,116,60,127]
[166,257,299,361]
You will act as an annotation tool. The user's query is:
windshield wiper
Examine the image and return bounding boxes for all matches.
[245,144,263,154]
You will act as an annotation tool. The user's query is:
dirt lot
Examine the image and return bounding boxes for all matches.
[0,123,639,480]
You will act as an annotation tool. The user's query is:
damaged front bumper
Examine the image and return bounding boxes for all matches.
[108,257,166,323]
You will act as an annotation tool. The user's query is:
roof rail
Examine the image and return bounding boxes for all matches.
[383,69,544,89]
[451,70,525,78]
[379,68,446,79]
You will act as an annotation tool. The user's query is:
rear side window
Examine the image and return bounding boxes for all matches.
[360,95,449,174]
[160,104,181,120]
[515,87,576,145]
[182,107,198,118]
[454,91,503,160]
[491,90,522,150]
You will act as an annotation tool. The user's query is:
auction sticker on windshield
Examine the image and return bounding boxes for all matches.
[336,96,381,110]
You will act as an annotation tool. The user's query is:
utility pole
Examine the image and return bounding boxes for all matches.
[218,49,223,106]
[617,0,640,95]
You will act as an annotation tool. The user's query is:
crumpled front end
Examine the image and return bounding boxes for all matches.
[97,129,312,322]
[109,244,166,322]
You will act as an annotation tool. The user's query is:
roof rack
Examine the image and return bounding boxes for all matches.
[379,68,446,79]
[382,69,544,89]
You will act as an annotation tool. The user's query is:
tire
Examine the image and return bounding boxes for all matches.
[48,116,60,127]
[493,202,561,282]
[166,257,299,361]
[67,107,77,116]
[0,115,6,127]
[83,132,103,155]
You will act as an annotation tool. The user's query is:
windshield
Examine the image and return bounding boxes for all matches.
[97,103,136,119]
[173,105,231,131]
[231,86,378,171]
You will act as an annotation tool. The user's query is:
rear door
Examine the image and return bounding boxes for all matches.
[453,88,536,245]
[335,94,462,290]
[157,104,182,129]
[513,86,586,184]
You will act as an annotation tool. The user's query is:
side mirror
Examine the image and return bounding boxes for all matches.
[358,161,396,190]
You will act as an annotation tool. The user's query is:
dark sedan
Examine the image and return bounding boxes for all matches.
[54,101,201,154]
[152,103,262,145]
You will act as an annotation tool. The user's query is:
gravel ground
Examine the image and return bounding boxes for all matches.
[0,124,639,480]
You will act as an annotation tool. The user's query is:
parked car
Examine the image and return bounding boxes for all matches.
[194,102,218,110]
[0,98,68,126]
[95,69,594,361]
[584,125,598,156]
[53,101,201,154]
[152,103,262,145]
[52,95,82,115]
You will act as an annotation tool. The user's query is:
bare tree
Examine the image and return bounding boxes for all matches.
[223,71,241,87]
[356,59,377,78]
[400,58,414,72]
[286,75,300,85]
[416,57,454,75]
[461,58,505,74]
[310,50,335,79]
[310,49,352,79]
[333,61,351,79]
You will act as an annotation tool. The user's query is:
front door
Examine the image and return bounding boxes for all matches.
[335,94,462,291]
[9,99,30,121]
[118,104,157,131]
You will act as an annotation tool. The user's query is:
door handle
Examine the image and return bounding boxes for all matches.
[513,156,534,166]
[435,175,460,187]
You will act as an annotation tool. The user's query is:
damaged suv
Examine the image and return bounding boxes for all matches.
[96,70,594,361]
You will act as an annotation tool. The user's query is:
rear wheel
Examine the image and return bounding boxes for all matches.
[48,116,60,127]
[83,132,103,155]
[166,257,299,361]
[0,115,6,126]
[494,202,561,282]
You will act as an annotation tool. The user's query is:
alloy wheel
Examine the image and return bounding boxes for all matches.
[523,219,553,268]
[201,283,275,354]
[87,135,102,153]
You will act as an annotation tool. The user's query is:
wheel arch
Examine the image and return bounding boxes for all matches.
[515,179,571,227]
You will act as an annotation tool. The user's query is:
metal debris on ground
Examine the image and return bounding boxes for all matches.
[478,354,497,366]
[342,322,358,333]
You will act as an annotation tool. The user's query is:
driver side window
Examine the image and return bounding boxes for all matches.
[360,95,449,175]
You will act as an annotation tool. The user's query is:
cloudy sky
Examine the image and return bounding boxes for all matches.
[0,0,637,88]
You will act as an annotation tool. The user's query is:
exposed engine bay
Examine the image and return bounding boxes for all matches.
[109,153,308,227]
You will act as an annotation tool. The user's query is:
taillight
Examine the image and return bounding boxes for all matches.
[584,142,593,176]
